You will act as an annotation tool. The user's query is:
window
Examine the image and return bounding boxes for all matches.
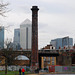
[48,57,50,61]
[48,61,50,64]
[44,57,46,61]
[18,33,20,36]
[52,47,53,49]
[52,57,54,61]
[0,60,1,63]
[52,61,54,65]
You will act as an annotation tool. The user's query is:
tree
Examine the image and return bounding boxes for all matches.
[2,39,14,75]
[2,49,14,75]
[0,0,9,17]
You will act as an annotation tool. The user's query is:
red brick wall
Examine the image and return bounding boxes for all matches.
[13,60,30,66]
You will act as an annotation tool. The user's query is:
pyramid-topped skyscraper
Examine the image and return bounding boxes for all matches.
[20,19,31,25]
[20,19,32,50]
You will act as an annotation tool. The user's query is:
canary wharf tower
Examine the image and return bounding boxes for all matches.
[31,6,39,68]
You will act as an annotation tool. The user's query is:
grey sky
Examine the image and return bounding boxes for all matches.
[0,0,75,49]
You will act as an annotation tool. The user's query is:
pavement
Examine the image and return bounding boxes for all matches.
[26,74,40,75]
[25,72,75,75]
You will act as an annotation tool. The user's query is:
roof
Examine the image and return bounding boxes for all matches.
[20,19,31,25]
[15,55,29,60]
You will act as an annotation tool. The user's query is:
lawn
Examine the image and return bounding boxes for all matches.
[0,71,29,75]
[0,71,19,75]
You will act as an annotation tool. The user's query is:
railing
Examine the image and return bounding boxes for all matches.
[39,49,75,54]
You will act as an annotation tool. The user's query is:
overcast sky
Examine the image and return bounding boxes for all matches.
[0,0,75,49]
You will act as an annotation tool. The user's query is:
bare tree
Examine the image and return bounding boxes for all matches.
[2,38,14,75]
[0,0,9,17]
[0,1,12,32]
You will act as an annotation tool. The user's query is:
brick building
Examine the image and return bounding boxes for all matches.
[41,44,56,69]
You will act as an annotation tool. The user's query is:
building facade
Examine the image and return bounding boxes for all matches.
[20,19,32,50]
[50,36,73,49]
[41,44,56,69]
[0,56,5,66]
[14,29,20,50]
[0,26,4,49]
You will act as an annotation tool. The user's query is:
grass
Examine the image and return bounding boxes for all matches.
[0,71,31,75]
[0,71,18,75]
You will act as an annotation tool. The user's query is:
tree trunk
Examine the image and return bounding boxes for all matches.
[5,58,7,75]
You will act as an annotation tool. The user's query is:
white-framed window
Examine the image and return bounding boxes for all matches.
[44,57,46,61]
[48,61,50,64]
[52,61,54,65]
[52,57,54,61]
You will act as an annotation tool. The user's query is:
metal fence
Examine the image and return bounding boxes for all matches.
[55,66,75,72]
[0,66,75,73]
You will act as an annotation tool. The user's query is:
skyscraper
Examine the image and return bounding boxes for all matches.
[20,19,32,50]
[50,36,73,49]
[14,28,20,50]
[0,26,4,49]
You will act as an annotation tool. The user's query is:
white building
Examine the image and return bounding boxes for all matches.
[20,19,32,50]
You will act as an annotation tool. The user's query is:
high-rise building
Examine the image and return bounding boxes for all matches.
[20,19,32,50]
[14,28,20,50]
[50,36,73,49]
[0,26,4,49]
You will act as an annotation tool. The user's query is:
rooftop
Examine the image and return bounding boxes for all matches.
[20,19,31,25]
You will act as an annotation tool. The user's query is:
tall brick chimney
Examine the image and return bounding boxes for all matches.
[31,6,39,69]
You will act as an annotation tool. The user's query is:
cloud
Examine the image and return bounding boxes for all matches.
[40,0,75,4]
[38,12,75,48]
[38,0,75,14]
[2,0,75,49]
